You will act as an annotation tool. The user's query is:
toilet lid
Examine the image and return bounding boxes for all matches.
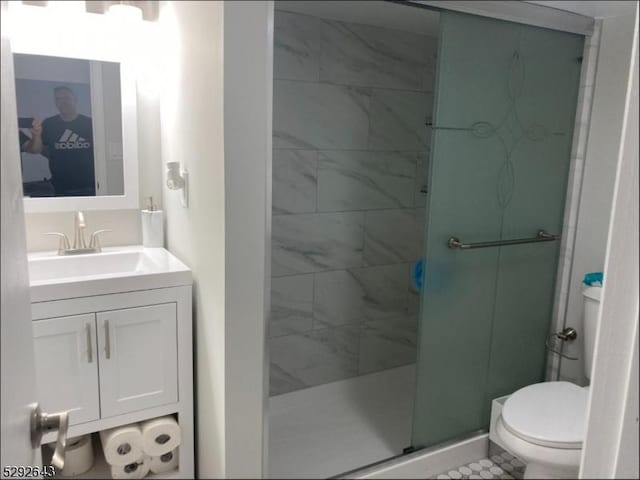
[502,381,588,449]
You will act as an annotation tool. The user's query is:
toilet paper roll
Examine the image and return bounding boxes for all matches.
[149,448,179,474]
[100,425,143,467]
[59,435,94,477]
[110,456,150,480]
[140,416,181,456]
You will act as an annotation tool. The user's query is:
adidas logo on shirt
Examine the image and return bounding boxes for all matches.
[54,129,91,150]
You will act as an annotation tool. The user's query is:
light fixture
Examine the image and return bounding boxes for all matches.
[166,162,189,207]
[46,1,86,13]
[107,2,143,22]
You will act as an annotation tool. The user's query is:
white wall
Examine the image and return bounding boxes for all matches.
[558,6,639,383]
[19,3,268,477]
[158,2,272,477]
[158,2,226,477]
[223,2,271,477]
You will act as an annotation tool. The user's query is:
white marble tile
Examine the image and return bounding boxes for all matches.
[270,10,433,392]
[359,316,417,375]
[368,89,433,151]
[363,208,425,266]
[273,80,371,150]
[313,264,411,329]
[274,10,321,81]
[273,149,318,214]
[272,212,365,276]
[319,19,434,91]
[421,40,439,92]
[270,362,308,396]
[271,274,315,338]
[414,150,429,207]
[317,150,416,211]
[314,270,365,328]
[407,285,420,318]
[408,277,421,316]
[351,264,410,321]
[269,325,360,395]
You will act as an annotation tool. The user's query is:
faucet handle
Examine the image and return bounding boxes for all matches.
[44,232,70,254]
[89,229,111,251]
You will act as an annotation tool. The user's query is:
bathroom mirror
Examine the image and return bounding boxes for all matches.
[14,54,125,199]
[9,4,139,212]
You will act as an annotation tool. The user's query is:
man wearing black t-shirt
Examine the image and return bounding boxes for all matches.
[23,86,96,196]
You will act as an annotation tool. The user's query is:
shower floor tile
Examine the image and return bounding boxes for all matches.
[268,364,416,479]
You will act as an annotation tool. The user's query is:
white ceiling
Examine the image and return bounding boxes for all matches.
[274,1,440,37]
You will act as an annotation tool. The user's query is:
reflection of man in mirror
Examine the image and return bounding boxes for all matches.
[22,86,95,196]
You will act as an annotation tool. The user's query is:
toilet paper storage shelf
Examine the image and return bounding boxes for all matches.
[47,432,182,479]
[30,264,194,479]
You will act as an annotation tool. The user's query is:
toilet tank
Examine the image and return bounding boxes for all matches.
[582,286,602,380]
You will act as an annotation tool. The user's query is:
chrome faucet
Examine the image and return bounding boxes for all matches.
[45,211,111,255]
[73,211,87,249]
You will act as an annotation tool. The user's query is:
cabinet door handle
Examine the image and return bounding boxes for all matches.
[86,323,92,363]
[104,320,111,359]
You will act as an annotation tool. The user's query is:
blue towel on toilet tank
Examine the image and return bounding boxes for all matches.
[583,272,603,286]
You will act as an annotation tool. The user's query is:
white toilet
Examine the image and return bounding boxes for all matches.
[496,286,601,479]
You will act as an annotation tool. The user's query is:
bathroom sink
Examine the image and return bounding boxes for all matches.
[28,246,192,302]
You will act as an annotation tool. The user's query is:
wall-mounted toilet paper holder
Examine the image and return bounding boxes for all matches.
[546,327,579,360]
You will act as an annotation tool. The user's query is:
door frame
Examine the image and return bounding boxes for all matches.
[580,10,639,476]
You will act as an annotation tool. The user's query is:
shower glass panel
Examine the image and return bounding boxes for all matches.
[412,11,583,449]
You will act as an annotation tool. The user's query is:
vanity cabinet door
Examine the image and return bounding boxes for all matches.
[32,314,100,425]
[97,303,178,418]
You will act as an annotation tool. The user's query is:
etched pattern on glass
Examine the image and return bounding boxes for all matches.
[432,51,565,208]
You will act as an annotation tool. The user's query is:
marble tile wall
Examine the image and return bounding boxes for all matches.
[270,9,438,396]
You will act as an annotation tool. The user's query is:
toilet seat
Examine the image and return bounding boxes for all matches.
[496,417,582,474]
[501,381,588,449]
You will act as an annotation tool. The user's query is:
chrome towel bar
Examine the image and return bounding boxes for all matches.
[448,230,560,250]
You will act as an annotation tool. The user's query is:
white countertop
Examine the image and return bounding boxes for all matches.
[28,246,192,302]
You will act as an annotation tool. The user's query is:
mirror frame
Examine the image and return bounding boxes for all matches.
[9,4,139,212]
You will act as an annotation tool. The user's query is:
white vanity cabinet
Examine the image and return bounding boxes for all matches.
[32,314,100,425]
[33,303,179,425]
[28,247,194,478]
[97,303,178,417]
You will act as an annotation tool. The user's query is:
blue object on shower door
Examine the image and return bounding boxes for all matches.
[412,258,425,290]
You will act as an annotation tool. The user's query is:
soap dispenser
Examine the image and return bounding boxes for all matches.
[141,196,164,247]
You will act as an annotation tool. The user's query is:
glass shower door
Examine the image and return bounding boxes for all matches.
[412,11,583,449]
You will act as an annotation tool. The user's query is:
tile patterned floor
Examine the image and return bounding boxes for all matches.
[432,443,526,480]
